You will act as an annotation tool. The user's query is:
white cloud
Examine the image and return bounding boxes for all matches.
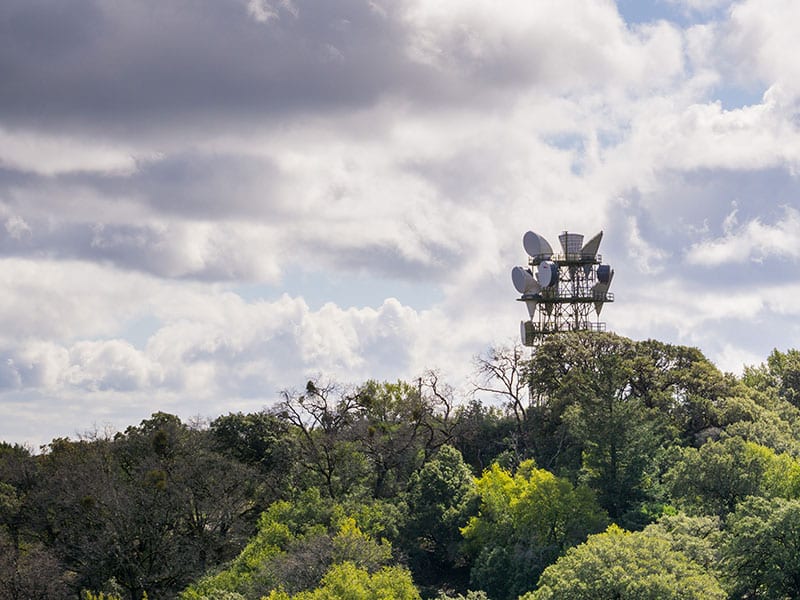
[3,0,800,447]
[721,0,800,98]
[687,206,800,265]
[403,0,684,92]
[0,128,141,176]
[247,0,278,23]
[625,216,670,274]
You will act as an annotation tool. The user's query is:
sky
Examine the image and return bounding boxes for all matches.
[2,0,800,448]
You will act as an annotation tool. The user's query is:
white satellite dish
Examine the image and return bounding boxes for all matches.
[537,260,558,287]
[580,231,603,258]
[525,299,538,318]
[592,281,610,314]
[523,231,554,260]
[512,266,542,295]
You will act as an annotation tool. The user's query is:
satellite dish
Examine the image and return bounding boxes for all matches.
[523,231,554,260]
[592,281,610,314]
[597,264,614,284]
[580,231,603,258]
[537,260,558,287]
[512,266,542,295]
[520,320,535,346]
[525,299,538,318]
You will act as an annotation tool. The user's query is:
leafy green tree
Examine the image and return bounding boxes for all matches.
[764,349,800,406]
[461,460,606,600]
[210,411,292,483]
[182,491,397,599]
[528,333,670,521]
[263,561,421,600]
[642,512,722,575]
[435,592,488,600]
[525,524,726,600]
[404,445,476,590]
[665,436,800,517]
[352,380,442,498]
[716,393,800,455]
[448,400,510,472]
[722,496,800,599]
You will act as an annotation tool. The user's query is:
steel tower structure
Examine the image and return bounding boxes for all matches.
[512,230,615,346]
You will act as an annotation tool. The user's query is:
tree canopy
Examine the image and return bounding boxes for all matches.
[3,334,800,599]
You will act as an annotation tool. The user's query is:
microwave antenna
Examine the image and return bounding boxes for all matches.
[511,230,614,346]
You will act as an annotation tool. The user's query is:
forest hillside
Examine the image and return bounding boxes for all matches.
[3,332,800,600]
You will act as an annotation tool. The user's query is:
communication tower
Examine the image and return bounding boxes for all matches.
[511,230,615,346]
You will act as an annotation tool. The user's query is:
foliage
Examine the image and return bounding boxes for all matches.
[461,460,606,599]
[722,496,800,599]
[7,341,800,600]
[404,445,475,582]
[263,561,420,600]
[642,512,722,574]
[665,436,800,517]
[525,524,726,600]
[182,491,395,599]
[518,333,729,522]
[435,592,489,600]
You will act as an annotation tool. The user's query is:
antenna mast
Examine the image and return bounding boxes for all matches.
[512,230,615,346]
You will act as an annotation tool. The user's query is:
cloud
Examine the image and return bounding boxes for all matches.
[2,0,800,448]
[402,0,684,94]
[687,206,800,266]
[0,127,140,176]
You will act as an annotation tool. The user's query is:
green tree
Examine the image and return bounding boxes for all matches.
[642,512,722,575]
[263,561,421,600]
[278,381,372,499]
[182,491,397,599]
[528,333,669,522]
[526,524,726,600]
[448,400,510,472]
[765,349,800,406]
[352,380,442,498]
[461,460,606,600]
[210,411,291,479]
[404,445,476,590]
[722,496,800,599]
[665,436,800,517]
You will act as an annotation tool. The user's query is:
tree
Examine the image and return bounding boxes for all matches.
[765,349,800,406]
[525,525,726,600]
[665,436,800,517]
[472,344,530,444]
[722,496,800,599]
[263,561,421,600]
[210,410,292,479]
[0,528,70,600]
[351,380,439,498]
[642,512,722,576]
[528,333,669,521]
[448,400,510,472]
[182,490,398,599]
[36,414,259,600]
[278,380,371,499]
[460,460,606,600]
[404,445,476,589]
